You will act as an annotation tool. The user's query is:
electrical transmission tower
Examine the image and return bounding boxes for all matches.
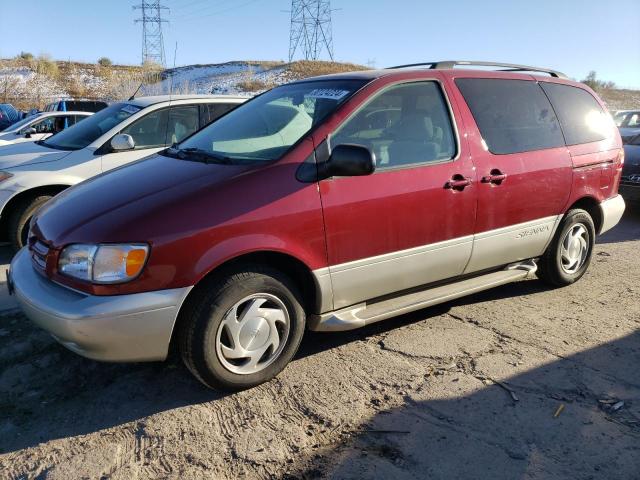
[133,1,168,66]
[288,0,334,62]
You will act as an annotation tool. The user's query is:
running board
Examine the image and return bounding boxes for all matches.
[308,260,537,332]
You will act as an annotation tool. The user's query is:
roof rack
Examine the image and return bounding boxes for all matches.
[386,61,567,79]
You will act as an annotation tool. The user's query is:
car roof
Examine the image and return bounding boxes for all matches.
[38,111,94,116]
[127,94,247,108]
[295,67,582,87]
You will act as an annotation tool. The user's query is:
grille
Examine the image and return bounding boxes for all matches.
[30,239,50,272]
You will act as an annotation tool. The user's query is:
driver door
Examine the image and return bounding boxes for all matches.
[317,80,477,310]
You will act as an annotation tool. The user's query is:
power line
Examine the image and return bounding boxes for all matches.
[171,0,264,22]
[133,1,169,66]
[288,0,334,62]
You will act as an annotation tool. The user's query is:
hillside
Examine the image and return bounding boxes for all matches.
[0,57,638,112]
[0,58,367,110]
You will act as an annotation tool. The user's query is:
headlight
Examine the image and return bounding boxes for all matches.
[0,171,13,183]
[58,243,149,284]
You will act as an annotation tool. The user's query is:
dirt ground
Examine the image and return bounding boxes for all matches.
[1,208,639,480]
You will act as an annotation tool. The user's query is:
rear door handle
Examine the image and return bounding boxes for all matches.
[481,170,507,184]
[445,176,471,190]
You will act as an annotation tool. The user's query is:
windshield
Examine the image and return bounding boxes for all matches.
[170,79,366,163]
[616,111,640,128]
[42,102,142,150]
[2,114,41,132]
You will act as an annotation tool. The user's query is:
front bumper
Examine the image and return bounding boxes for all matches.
[8,248,192,362]
[598,194,625,235]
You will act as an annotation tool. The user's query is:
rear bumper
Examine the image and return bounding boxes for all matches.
[598,194,625,235]
[9,248,192,362]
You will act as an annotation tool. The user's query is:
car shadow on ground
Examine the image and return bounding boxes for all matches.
[0,276,552,455]
[1,208,637,456]
[290,331,640,479]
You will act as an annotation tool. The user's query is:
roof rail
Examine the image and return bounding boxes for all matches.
[386,61,567,79]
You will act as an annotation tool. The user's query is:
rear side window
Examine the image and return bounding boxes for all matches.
[541,83,609,145]
[456,78,564,154]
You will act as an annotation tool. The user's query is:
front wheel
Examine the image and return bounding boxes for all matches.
[537,209,595,287]
[179,265,306,391]
[8,195,52,251]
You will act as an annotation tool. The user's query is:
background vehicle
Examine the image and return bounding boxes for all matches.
[9,62,625,392]
[614,110,640,143]
[620,133,640,204]
[43,99,108,113]
[0,95,245,249]
[0,111,92,146]
[0,104,22,130]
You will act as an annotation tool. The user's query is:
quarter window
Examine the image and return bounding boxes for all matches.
[331,82,457,169]
[456,78,564,154]
[540,82,609,145]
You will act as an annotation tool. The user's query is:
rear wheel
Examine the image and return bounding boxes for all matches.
[537,209,595,287]
[179,265,306,391]
[8,195,52,251]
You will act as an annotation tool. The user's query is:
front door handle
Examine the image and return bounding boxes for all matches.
[445,175,471,190]
[481,169,507,185]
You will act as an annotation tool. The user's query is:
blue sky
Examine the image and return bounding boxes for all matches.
[1,0,639,88]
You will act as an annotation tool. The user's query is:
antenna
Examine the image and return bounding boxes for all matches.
[128,82,144,101]
[133,1,169,67]
[288,0,335,62]
[168,41,178,97]
[165,41,178,146]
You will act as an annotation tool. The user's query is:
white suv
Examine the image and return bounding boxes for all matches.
[0,95,245,249]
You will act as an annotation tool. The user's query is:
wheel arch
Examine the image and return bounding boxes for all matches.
[565,196,603,234]
[0,184,70,238]
[167,250,327,358]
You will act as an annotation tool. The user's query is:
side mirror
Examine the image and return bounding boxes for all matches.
[111,133,135,151]
[318,144,376,180]
[25,127,37,138]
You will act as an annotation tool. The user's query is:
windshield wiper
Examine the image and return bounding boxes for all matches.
[166,147,233,164]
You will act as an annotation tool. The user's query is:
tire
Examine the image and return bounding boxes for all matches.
[537,209,595,287]
[179,264,306,391]
[8,195,52,251]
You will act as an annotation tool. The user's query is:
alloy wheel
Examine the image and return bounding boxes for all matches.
[560,223,589,274]
[215,293,290,375]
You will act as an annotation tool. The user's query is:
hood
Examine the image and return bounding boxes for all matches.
[0,131,18,144]
[0,141,73,169]
[34,153,260,245]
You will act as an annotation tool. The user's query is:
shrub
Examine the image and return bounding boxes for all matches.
[19,51,34,61]
[98,57,112,67]
[34,55,59,79]
[582,71,616,91]
[237,79,270,92]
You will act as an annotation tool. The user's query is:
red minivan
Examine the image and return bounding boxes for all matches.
[8,61,626,390]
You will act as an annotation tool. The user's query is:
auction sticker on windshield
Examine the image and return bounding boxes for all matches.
[308,89,350,100]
